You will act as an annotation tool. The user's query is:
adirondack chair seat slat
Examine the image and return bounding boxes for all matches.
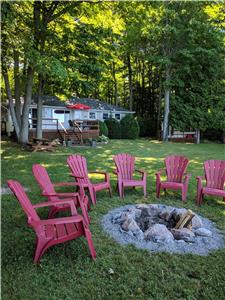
[156,155,191,202]
[202,187,225,197]
[114,153,147,198]
[7,180,96,263]
[160,181,183,189]
[67,154,112,205]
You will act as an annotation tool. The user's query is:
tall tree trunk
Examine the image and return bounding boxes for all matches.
[127,54,133,111]
[36,75,44,139]
[19,66,34,144]
[196,129,200,144]
[156,78,162,140]
[112,62,118,106]
[14,50,21,128]
[162,67,171,141]
[2,67,20,139]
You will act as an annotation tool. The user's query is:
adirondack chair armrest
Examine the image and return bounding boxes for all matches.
[89,171,110,181]
[55,192,80,198]
[196,176,205,181]
[33,199,77,214]
[53,182,79,187]
[33,215,84,227]
[70,174,86,179]
[183,173,191,183]
[135,169,147,180]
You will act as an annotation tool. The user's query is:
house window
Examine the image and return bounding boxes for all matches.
[103,113,109,120]
[115,113,120,120]
[89,112,96,119]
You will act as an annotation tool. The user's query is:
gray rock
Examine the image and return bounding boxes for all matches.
[194,228,212,237]
[145,224,174,242]
[121,218,140,232]
[171,228,195,242]
[147,204,160,217]
[192,215,203,229]
[159,206,175,221]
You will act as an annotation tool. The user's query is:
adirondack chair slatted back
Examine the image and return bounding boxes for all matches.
[114,153,135,180]
[204,160,225,189]
[67,155,89,185]
[32,164,58,201]
[7,180,40,223]
[165,155,189,182]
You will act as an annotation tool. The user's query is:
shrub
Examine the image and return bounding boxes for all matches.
[105,118,121,139]
[99,121,108,137]
[97,135,109,143]
[121,114,140,139]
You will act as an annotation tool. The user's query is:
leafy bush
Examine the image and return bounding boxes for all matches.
[105,118,121,139]
[121,114,140,139]
[99,121,108,137]
[97,135,109,143]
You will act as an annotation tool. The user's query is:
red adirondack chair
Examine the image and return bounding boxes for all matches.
[67,154,112,205]
[7,180,96,264]
[32,164,90,224]
[155,155,191,201]
[113,153,147,198]
[196,160,225,205]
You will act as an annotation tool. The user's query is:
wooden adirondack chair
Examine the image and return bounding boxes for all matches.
[113,153,147,198]
[155,155,191,201]
[67,154,112,205]
[196,160,225,205]
[7,180,96,264]
[32,164,90,224]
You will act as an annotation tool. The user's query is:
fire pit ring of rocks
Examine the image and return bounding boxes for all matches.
[101,204,225,256]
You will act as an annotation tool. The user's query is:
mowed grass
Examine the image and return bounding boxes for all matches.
[1,139,225,300]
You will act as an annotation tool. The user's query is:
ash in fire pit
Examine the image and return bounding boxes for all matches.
[102,204,225,255]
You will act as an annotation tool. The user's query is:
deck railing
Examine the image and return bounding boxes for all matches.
[29,118,99,132]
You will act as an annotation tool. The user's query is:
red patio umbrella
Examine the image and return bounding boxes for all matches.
[66,103,91,110]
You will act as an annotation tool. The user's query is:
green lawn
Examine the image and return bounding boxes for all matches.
[1,139,225,300]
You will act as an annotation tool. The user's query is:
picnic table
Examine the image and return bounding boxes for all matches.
[31,138,56,152]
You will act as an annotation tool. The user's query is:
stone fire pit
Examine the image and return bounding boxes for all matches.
[102,204,225,255]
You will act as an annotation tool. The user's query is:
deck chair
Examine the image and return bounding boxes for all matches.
[7,180,96,264]
[32,164,90,224]
[113,153,147,198]
[196,160,225,205]
[155,155,191,201]
[67,154,112,205]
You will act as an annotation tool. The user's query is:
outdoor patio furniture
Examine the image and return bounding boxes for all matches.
[32,164,90,224]
[196,160,225,205]
[7,180,96,264]
[67,154,112,205]
[113,153,147,198]
[155,155,191,201]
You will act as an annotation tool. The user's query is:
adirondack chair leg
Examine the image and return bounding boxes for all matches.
[143,184,147,198]
[118,181,123,198]
[156,182,161,198]
[88,186,96,205]
[83,225,96,260]
[181,187,187,202]
[34,238,47,264]
[108,186,112,197]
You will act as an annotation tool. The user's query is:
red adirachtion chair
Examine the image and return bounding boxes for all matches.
[196,160,225,205]
[7,180,96,264]
[113,153,147,198]
[155,155,191,201]
[67,154,112,205]
[32,164,90,224]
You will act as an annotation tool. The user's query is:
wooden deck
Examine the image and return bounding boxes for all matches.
[29,118,100,144]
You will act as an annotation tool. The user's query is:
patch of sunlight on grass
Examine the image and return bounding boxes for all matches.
[149,140,163,144]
